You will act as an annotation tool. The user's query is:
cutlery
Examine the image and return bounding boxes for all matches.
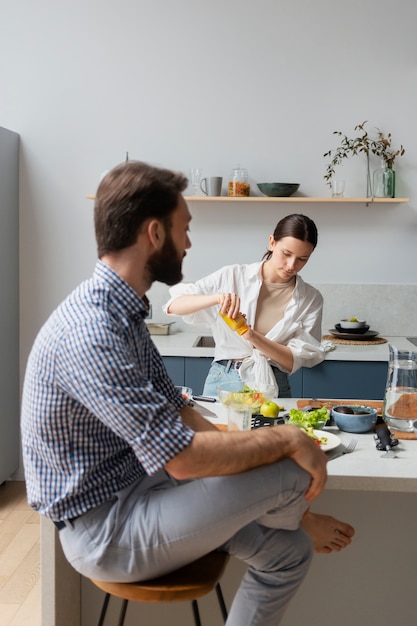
[327,439,357,461]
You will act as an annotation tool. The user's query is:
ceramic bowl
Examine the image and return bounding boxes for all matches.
[217,381,275,413]
[331,405,378,433]
[339,319,367,330]
[175,386,193,401]
[335,323,370,335]
[257,183,300,197]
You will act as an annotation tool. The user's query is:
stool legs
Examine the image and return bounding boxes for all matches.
[215,583,228,621]
[191,599,202,626]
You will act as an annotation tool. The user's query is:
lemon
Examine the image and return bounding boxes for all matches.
[349,317,358,322]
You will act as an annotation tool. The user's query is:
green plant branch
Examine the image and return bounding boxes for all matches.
[323,121,405,187]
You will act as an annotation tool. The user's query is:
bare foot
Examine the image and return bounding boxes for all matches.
[301,511,355,554]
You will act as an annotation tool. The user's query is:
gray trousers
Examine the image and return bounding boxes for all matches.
[58,460,313,625]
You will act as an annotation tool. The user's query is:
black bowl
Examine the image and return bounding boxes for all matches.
[257,183,300,197]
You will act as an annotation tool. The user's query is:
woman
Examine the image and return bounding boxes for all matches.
[164,214,327,397]
[164,213,355,554]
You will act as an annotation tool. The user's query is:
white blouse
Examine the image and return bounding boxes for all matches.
[163,262,327,392]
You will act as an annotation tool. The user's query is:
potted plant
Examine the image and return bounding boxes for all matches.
[323,121,405,196]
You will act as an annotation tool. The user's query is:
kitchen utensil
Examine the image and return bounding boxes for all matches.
[326,438,357,461]
[374,425,399,458]
[192,395,217,403]
[200,176,223,196]
[257,183,300,197]
[252,415,285,428]
[383,344,417,438]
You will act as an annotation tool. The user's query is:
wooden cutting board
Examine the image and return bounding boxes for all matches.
[296,398,383,413]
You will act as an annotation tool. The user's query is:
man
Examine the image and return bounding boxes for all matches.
[21,161,339,625]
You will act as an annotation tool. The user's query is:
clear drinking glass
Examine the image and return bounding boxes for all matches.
[227,404,252,431]
[189,168,202,196]
[331,179,345,198]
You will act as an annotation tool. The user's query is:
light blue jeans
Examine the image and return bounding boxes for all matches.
[203,361,292,398]
[58,463,312,625]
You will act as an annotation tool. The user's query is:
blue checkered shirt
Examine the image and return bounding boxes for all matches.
[21,261,194,521]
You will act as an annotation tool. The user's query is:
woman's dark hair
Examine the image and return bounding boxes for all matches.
[262,214,318,261]
[94,160,188,257]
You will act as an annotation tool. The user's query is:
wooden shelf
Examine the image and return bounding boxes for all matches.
[86,195,409,203]
[184,196,410,203]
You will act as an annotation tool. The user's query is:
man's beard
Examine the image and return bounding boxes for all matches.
[146,233,183,286]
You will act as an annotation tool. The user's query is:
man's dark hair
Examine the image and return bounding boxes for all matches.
[94,160,188,257]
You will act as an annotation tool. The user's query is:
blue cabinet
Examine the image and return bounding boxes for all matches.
[185,358,212,394]
[302,361,387,400]
[162,357,388,400]
[162,356,185,386]
[163,356,303,397]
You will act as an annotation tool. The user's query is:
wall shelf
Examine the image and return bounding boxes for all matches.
[86,195,409,203]
[184,196,410,203]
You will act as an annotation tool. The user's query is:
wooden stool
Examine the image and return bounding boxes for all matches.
[90,551,230,626]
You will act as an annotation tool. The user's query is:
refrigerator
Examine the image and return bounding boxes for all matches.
[0,126,19,483]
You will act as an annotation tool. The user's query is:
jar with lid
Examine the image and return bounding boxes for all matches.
[228,166,250,197]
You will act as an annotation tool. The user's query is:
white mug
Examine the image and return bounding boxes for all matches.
[200,176,223,196]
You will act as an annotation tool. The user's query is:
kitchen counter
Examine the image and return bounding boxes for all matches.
[200,398,417,493]
[41,397,417,626]
[150,330,417,362]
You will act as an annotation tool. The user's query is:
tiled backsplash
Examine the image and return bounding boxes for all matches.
[317,284,417,337]
[149,284,417,338]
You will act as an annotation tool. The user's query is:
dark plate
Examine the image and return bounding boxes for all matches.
[335,323,370,334]
[329,329,379,341]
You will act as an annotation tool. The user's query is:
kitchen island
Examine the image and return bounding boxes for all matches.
[41,397,417,626]
[151,332,417,399]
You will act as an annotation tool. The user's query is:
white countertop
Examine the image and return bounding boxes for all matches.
[151,330,417,362]
[194,397,417,493]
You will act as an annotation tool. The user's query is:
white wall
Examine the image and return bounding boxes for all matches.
[1,1,417,394]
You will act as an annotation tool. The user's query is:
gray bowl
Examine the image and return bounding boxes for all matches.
[413,420,417,437]
[331,405,378,433]
[257,183,300,197]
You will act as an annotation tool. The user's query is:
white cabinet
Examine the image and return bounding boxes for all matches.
[0,126,20,483]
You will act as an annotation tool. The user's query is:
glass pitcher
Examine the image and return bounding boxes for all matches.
[383,344,417,434]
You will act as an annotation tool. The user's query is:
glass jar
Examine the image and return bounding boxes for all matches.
[383,344,417,436]
[228,166,250,197]
[219,310,249,335]
[373,159,394,198]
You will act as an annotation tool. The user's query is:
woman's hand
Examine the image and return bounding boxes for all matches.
[218,292,241,318]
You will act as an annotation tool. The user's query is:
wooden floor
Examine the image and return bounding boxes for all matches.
[0,481,41,626]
